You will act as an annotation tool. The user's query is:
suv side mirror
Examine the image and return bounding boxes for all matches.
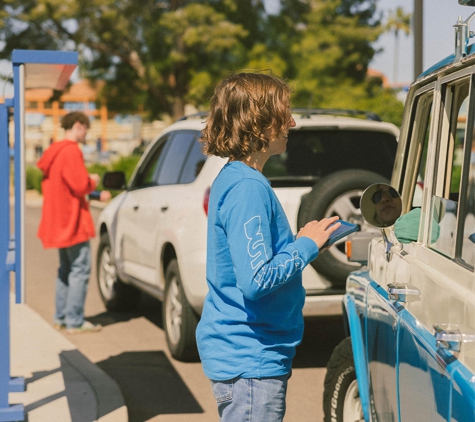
[102,171,126,190]
[360,183,402,228]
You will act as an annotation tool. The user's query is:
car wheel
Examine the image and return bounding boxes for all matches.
[163,259,199,362]
[298,169,388,286]
[323,337,364,422]
[96,233,141,311]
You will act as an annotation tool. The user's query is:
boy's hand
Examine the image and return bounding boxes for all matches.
[89,173,101,185]
[100,190,112,201]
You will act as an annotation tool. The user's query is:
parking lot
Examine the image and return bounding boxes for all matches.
[24,200,346,421]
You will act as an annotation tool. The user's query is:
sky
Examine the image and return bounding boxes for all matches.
[263,0,474,86]
[371,0,471,86]
[1,1,474,95]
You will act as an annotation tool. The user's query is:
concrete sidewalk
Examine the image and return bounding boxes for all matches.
[8,293,128,422]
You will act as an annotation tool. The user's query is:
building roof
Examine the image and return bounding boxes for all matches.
[24,79,104,103]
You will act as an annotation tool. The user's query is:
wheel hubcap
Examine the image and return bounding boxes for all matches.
[343,379,364,422]
[99,246,117,300]
[166,276,182,346]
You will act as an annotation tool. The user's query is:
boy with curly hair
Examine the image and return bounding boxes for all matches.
[196,73,340,421]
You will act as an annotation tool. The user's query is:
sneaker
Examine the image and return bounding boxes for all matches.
[67,321,102,334]
[53,323,65,331]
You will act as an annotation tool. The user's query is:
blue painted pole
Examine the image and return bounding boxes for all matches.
[0,101,24,421]
[12,63,24,305]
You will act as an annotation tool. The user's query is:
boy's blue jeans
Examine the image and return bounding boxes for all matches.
[54,241,91,329]
[210,373,290,422]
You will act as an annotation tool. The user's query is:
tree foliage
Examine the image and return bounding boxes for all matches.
[0,0,404,124]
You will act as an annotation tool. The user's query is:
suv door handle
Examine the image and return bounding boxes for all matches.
[387,283,421,303]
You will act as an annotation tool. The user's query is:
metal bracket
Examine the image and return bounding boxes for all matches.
[434,324,475,358]
[387,283,421,303]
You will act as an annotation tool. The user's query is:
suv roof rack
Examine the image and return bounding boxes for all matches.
[291,108,382,122]
[177,111,209,121]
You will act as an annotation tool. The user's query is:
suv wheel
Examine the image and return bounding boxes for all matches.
[298,169,388,286]
[97,233,141,311]
[323,337,363,422]
[163,259,199,362]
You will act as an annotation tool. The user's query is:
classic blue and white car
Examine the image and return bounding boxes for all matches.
[323,2,475,421]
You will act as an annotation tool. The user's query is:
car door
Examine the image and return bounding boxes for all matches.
[394,73,475,421]
[115,133,170,283]
[116,130,199,285]
[359,89,436,422]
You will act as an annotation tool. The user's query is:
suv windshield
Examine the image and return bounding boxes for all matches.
[263,129,397,187]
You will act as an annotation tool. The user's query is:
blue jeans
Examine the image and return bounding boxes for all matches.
[210,374,290,422]
[54,241,91,329]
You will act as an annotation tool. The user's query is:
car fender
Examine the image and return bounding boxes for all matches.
[344,271,373,422]
[96,191,130,282]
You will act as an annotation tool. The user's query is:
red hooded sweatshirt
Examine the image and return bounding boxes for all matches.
[37,140,97,249]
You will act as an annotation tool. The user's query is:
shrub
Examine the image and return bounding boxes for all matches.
[110,155,141,183]
[26,166,43,194]
[86,163,110,190]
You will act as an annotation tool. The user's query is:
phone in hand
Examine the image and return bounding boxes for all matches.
[322,220,359,249]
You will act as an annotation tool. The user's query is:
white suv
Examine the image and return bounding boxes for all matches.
[96,109,399,361]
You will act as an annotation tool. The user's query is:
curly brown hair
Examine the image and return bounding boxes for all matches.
[60,111,90,130]
[201,73,292,160]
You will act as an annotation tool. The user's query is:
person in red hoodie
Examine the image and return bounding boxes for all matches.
[37,111,111,333]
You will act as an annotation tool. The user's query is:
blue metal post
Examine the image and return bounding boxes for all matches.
[0,101,24,421]
[0,49,77,421]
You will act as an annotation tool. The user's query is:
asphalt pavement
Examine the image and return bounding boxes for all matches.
[5,190,127,422]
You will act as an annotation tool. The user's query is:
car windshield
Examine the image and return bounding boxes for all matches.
[263,129,397,186]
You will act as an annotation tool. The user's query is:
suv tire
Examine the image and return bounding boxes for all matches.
[323,337,363,422]
[298,169,388,285]
[97,233,141,311]
[163,259,199,362]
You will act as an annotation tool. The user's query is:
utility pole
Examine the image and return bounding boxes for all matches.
[413,0,423,80]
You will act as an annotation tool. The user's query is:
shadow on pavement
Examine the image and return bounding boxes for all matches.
[23,349,125,421]
[97,351,203,421]
[293,315,346,369]
[87,293,163,330]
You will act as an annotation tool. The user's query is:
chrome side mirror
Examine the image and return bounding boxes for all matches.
[360,183,402,229]
[360,183,402,261]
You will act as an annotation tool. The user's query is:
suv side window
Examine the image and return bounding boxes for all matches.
[132,134,170,189]
[179,133,207,184]
[156,131,196,185]
[156,130,205,185]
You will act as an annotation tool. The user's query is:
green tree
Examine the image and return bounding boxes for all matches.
[0,0,405,125]
[290,0,382,105]
[0,0,247,119]
[284,0,404,126]
[385,7,411,84]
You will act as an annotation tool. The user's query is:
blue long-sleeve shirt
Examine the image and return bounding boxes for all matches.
[196,161,319,380]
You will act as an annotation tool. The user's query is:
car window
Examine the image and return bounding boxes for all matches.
[461,138,475,267]
[263,129,397,186]
[429,78,473,267]
[179,134,207,184]
[132,134,170,189]
[409,94,433,209]
[156,131,196,186]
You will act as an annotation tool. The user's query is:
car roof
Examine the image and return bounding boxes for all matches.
[159,110,400,138]
[416,12,475,83]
